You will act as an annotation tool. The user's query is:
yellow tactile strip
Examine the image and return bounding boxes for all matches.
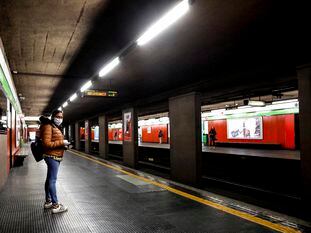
[69,150,301,233]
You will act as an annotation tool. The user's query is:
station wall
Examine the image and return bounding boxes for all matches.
[141,124,169,143]
[208,114,295,149]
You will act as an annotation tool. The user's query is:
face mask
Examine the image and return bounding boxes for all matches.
[54,118,63,126]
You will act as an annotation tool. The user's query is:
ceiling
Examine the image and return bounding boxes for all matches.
[0,0,105,115]
[1,0,310,122]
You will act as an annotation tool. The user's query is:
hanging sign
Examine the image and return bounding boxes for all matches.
[83,90,118,97]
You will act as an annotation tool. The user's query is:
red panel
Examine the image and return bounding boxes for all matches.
[80,127,85,140]
[141,124,168,143]
[91,129,95,140]
[284,114,295,149]
[208,114,295,149]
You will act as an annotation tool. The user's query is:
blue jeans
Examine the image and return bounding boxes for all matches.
[44,157,60,204]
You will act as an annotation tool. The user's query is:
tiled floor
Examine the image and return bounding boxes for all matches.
[0,150,282,232]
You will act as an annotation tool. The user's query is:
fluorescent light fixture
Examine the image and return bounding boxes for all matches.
[237,105,252,109]
[99,57,120,77]
[62,102,68,108]
[0,47,22,113]
[137,0,190,46]
[80,80,92,92]
[245,100,265,107]
[69,93,78,102]
[211,108,226,114]
[24,116,39,121]
[28,124,39,128]
[58,107,62,111]
[272,99,298,105]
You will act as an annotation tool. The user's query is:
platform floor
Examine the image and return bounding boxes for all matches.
[109,141,300,160]
[202,146,300,160]
[0,150,299,233]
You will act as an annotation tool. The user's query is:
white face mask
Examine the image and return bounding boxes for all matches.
[54,118,63,126]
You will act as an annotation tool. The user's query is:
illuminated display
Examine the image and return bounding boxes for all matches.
[84,90,118,97]
[227,117,263,139]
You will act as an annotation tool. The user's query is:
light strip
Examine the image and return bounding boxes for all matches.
[99,57,120,77]
[272,98,298,105]
[62,102,68,108]
[137,0,190,46]
[0,47,22,113]
[80,80,92,92]
[69,93,78,102]
[58,107,62,111]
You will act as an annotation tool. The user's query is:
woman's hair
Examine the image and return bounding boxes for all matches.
[51,110,63,118]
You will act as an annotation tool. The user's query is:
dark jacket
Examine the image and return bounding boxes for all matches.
[39,116,65,157]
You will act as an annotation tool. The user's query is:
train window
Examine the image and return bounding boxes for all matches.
[0,90,7,134]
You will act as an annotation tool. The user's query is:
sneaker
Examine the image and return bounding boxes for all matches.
[44,201,53,209]
[51,203,68,214]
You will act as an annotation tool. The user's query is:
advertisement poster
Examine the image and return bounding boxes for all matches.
[147,126,152,134]
[93,126,99,141]
[85,121,89,139]
[123,112,132,141]
[227,117,263,139]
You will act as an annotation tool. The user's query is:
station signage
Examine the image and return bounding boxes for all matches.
[83,90,118,97]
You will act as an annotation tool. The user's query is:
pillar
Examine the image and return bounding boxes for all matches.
[122,108,138,168]
[297,63,311,216]
[85,120,90,154]
[74,122,80,150]
[169,92,202,186]
[99,115,108,159]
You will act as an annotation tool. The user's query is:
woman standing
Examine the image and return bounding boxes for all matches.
[40,110,70,214]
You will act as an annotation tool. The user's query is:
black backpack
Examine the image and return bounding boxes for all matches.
[31,136,44,162]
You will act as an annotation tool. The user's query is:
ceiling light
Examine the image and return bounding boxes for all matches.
[24,116,40,121]
[137,0,190,46]
[58,107,62,111]
[237,105,251,109]
[244,100,265,107]
[62,102,68,108]
[211,108,226,114]
[28,124,39,128]
[80,80,92,92]
[69,93,78,102]
[99,57,120,77]
[12,70,18,74]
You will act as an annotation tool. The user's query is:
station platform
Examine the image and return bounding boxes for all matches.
[202,147,300,160]
[109,141,300,160]
[0,148,307,233]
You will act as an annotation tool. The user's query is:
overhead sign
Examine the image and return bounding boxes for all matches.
[83,90,118,97]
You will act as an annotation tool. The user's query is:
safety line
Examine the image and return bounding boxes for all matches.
[69,150,301,233]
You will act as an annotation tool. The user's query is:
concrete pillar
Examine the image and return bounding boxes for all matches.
[122,108,138,168]
[169,92,202,186]
[74,122,80,150]
[99,115,108,159]
[85,120,90,154]
[297,63,311,215]
[68,124,74,143]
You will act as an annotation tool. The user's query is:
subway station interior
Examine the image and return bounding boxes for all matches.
[0,0,311,232]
